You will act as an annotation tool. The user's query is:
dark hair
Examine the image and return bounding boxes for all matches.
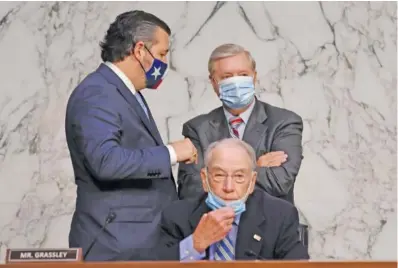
[100,10,171,62]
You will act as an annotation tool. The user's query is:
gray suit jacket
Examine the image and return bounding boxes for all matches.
[178,99,303,203]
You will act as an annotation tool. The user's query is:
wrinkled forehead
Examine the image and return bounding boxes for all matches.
[212,52,253,75]
[207,147,253,172]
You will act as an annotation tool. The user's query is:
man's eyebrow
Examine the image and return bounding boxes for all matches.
[209,166,225,171]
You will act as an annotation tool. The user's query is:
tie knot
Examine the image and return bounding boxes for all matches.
[229,117,243,128]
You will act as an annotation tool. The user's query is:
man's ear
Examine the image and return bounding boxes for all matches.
[253,71,257,86]
[200,168,209,193]
[132,41,146,61]
[209,75,220,96]
[249,171,257,194]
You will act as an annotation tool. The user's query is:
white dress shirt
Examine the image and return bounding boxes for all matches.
[104,62,177,165]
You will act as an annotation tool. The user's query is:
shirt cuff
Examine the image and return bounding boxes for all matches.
[166,145,177,165]
[179,235,205,261]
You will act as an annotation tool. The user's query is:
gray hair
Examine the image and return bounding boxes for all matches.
[208,43,257,74]
[204,138,257,170]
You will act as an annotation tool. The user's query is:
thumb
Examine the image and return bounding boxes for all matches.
[200,213,208,223]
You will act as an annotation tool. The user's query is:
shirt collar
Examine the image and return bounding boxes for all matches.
[223,99,256,124]
[234,214,241,225]
[104,61,136,95]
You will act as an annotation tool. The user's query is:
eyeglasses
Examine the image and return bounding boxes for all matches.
[207,171,251,184]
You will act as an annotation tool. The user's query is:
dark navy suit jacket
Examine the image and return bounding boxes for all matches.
[115,189,309,261]
[65,63,178,261]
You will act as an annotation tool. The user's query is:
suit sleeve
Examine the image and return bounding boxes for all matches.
[69,87,171,181]
[177,122,205,200]
[256,113,303,197]
[274,206,309,260]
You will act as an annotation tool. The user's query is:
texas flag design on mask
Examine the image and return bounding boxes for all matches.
[145,58,168,89]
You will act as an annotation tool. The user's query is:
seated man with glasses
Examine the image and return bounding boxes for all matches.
[154,138,309,261]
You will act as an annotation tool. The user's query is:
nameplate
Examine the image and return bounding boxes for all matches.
[6,248,82,263]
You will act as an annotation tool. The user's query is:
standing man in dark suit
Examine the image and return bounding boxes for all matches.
[155,138,309,261]
[65,10,197,261]
[178,43,304,204]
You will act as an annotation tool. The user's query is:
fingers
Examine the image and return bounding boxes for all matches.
[197,213,209,229]
[202,210,234,245]
[184,158,195,164]
[208,218,233,242]
[210,207,235,218]
[269,159,285,167]
[267,151,285,156]
[258,151,288,167]
[217,207,235,218]
[184,152,197,164]
[263,151,287,161]
[184,143,198,164]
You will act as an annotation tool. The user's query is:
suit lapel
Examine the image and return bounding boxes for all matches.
[206,108,231,143]
[97,64,163,145]
[242,100,268,153]
[189,197,210,230]
[235,191,266,259]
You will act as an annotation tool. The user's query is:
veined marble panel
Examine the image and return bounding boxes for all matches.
[0,1,396,261]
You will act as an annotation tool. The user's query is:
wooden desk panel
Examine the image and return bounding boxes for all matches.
[2,261,397,268]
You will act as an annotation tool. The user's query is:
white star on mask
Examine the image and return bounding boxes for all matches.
[151,66,161,79]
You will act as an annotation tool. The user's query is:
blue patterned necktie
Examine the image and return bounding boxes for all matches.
[135,93,149,118]
[214,232,235,261]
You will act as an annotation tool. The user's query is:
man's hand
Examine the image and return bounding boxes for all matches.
[257,151,287,167]
[192,207,235,253]
[170,138,198,164]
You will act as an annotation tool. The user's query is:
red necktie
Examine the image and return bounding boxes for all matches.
[229,117,243,139]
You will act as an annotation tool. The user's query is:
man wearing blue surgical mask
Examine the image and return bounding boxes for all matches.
[178,43,307,250]
[66,11,198,261]
[178,43,304,206]
[150,138,309,261]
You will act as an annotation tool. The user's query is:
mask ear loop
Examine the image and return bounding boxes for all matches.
[235,171,255,203]
[241,178,253,202]
[204,169,216,196]
[206,169,254,204]
[131,42,154,72]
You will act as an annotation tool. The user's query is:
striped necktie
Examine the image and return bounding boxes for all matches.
[214,232,235,261]
[229,117,243,139]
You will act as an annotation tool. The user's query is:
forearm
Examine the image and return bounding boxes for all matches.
[256,113,303,196]
[255,166,295,197]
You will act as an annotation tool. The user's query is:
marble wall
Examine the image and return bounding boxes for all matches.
[0,1,396,262]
